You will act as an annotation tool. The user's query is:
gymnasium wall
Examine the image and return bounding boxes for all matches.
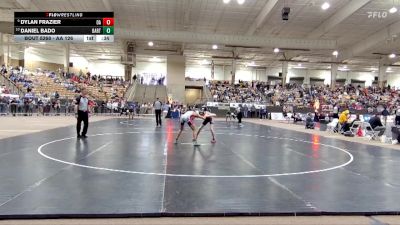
[167,55,185,103]
[183,64,382,87]
[13,46,398,87]
[24,47,64,72]
[25,60,64,72]
[185,88,203,105]
[135,61,166,75]
[387,73,400,88]
[185,65,267,81]
[87,62,124,77]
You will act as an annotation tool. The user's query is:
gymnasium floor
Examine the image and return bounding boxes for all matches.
[0,118,399,218]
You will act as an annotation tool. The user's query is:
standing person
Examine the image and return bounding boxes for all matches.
[250,105,256,118]
[37,99,44,116]
[174,110,205,145]
[128,103,134,120]
[237,105,243,127]
[332,104,339,119]
[55,99,61,116]
[196,109,217,143]
[10,98,17,116]
[75,88,90,138]
[154,98,163,127]
[382,107,390,126]
[243,104,248,118]
[395,105,400,126]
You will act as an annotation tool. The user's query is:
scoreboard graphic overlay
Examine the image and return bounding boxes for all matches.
[14,12,114,43]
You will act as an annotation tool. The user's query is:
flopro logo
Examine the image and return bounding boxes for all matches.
[367,11,388,19]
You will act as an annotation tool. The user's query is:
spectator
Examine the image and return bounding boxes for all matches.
[305,113,315,129]
[236,105,243,127]
[332,104,339,118]
[350,114,361,127]
[243,104,248,118]
[381,107,390,126]
[395,106,400,126]
[339,110,350,132]
[369,114,383,129]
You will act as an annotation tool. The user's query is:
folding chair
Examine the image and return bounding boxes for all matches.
[374,126,386,139]
[364,122,378,140]
[350,121,362,135]
[327,118,339,133]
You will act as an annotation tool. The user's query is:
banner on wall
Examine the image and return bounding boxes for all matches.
[206,102,268,109]
[218,103,230,110]
[206,102,219,107]
[271,112,292,120]
[230,103,239,108]
[254,104,264,109]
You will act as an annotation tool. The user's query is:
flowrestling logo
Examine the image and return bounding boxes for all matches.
[367,11,388,19]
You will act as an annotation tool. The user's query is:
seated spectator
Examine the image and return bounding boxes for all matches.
[369,114,383,129]
[339,110,350,132]
[350,114,361,127]
[292,113,302,123]
[305,113,315,129]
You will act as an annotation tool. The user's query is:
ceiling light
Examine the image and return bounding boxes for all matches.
[212,44,218,50]
[298,63,302,67]
[148,41,154,47]
[200,59,208,65]
[101,54,106,58]
[223,0,230,3]
[332,50,338,56]
[273,48,280,53]
[389,53,396,58]
[237,0,245,5]
[387,67,392,70]
[39,42,45,44]
[248,61,256,67]
[150,56,161,62]
[321,2,330,10]
[389,6,398,13]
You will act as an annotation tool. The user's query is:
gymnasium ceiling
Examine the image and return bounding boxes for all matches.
[0,0,400,73]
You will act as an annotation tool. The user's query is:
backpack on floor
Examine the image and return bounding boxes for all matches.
[343,131,354,137]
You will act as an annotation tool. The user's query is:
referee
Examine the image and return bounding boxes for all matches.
[154,98,162,127]
[75,88,90,138]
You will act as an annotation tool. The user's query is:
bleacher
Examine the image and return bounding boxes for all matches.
[20,73,77,99]
[143,85,156,103]
[155,85,167,101]
[129,84,167,104]
[132,84,146,102]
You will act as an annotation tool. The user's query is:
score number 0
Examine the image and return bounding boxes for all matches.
[102,18,114,26]
[96,18,114,26]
